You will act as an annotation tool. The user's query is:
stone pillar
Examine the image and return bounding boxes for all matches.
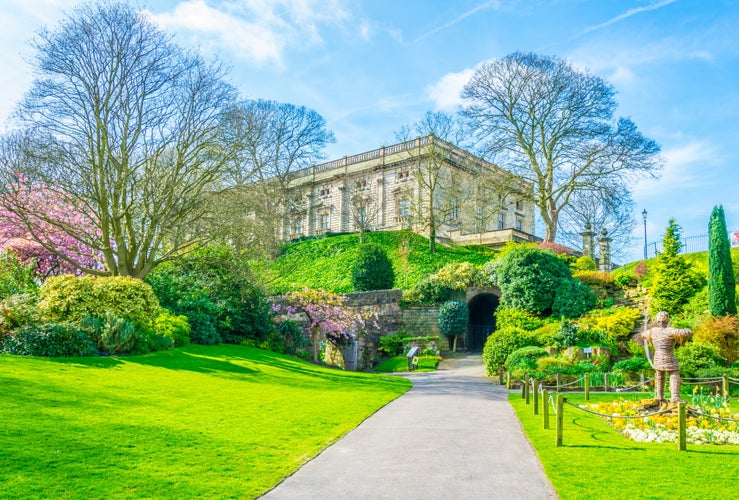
[598,228,611,271]
[581,222,595,260]
[377,176,386,228]
[307,192,316,236]
[339,183,349,232]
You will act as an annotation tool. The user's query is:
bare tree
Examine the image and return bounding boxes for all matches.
[557,183,636,262]
[224,99,335,254]
[462,52,662,242]
[0,2,237,278]
[347,179,382,244]
[396,112,468,253]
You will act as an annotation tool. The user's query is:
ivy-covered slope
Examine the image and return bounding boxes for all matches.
[258,230,496,294]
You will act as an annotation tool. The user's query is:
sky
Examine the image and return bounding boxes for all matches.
[1,0,738,263]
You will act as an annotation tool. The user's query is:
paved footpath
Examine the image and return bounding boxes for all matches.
[261,355,558,500]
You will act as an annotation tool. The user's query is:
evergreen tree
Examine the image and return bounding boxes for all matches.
[650,218,703,316]
[351,244,395,292]
[708,205,737,315]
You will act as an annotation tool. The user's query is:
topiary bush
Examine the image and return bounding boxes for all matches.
[577,306,642,341]
[482,326,540,375]
[505,345,548,372]
[492,246,572,314]
[351,243,395,292]
[38,275,160,325]
[438,300,469,351]
[0,323,98,357]
[495,308,543,331]
[551,279,598,318]
[708,205,737,316]
[573,255,597,271]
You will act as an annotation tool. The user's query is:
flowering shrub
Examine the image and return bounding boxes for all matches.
[272,288,375,363]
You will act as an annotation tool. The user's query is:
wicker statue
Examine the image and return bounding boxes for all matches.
[642,311,692,403]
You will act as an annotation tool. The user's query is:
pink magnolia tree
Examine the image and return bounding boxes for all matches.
[0,178,101,277]
[272,288,377,363]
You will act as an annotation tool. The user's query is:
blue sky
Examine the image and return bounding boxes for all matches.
[1,0,737,263]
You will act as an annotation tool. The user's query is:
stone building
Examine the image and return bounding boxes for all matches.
[282,134,539,247]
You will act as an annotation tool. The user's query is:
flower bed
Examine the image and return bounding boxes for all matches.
[583,398,739,445]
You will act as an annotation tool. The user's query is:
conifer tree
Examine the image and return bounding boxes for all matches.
[708,205,737,315]
[650,218,703,315]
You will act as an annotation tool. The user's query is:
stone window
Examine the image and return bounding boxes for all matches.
[397,170,410,181]
[515,199,524,211]
[515,218,523,231]
[354,178,367,189]
[293,218,303,236]
[450,198,459,220]
[320,212,330,232]
[498,212,505,230]
[319,186,331,197]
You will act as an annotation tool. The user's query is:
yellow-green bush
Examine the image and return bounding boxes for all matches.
[572,270,615,287]
[433,262,483,290]
[577,306,642,341]
[39,275,160,325]
[154,310,191,347]
[536,356,573,372]
[692,315,739,364]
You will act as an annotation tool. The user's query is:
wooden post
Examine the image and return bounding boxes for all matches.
[678,401,687,451]
[542,389,550,429]
[584,373,590,401]
[555,394,564,447]
[640,373,645,390]
[604,372,609,392]
[556,372,561,392]
[524,373,530,404]
[506,371,512,390]
[533,379,539,415]
[723,374,729,398]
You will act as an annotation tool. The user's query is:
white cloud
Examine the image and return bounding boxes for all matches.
[427,68,475,111]
[632,141,718,197]
[581,0,678,36]
[151,0,350,67]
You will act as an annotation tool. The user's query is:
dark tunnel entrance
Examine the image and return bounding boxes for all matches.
[467,293,499,352]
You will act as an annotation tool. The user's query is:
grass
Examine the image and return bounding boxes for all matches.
[0,345,411,499]
[510,392,739,499]
[257,230,496,294]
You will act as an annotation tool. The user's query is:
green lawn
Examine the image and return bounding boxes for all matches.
[0,345,411,499]
[510,393,739,499]
[375,355,441,372]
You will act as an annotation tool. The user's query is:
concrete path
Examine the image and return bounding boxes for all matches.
[261,355,557,499]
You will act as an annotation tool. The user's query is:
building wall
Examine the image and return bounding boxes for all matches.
[283,135,538,246]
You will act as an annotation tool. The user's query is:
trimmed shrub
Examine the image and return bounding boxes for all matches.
[0,323,98,357]
[675,342,726,377]
[692,315,739,364]
[404,275,456,305]
[434,262,482,290]
[482,326,541,375]
[38,275,160,325]
[351,243,395,292]
[573,256,597,271]
[577,307,642,341]
[552,279,598,318]
[378,332,411,357]
[438,300,469,350]
[493,246,572,314]
[153,310,191,347]
[505,346,548,372]
[495,308,543,331]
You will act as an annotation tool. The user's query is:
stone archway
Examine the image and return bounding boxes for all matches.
[466,290,500,352]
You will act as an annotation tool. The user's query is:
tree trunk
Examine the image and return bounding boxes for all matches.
[311,326,321,363]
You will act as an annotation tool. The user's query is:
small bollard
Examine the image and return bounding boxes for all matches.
[556,372,561,392]
[640,373,645,391]
[584,373,590,401]
[604,372,609,392]
[542,389,550,429]
[532,379,539,416]
[506,372,512,390]
[555,394,564,447]
[678,401,687,451]
[723,374,729,398]
[524,373,530,404]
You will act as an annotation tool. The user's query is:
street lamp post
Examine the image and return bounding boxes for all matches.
[642,209,648,260]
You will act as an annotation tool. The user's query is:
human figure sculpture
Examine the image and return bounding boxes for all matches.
[642,311,692,404]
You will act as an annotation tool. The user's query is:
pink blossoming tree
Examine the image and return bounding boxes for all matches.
[272,288,375,363]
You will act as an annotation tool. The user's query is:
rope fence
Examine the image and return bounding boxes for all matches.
[511,371,739,451]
